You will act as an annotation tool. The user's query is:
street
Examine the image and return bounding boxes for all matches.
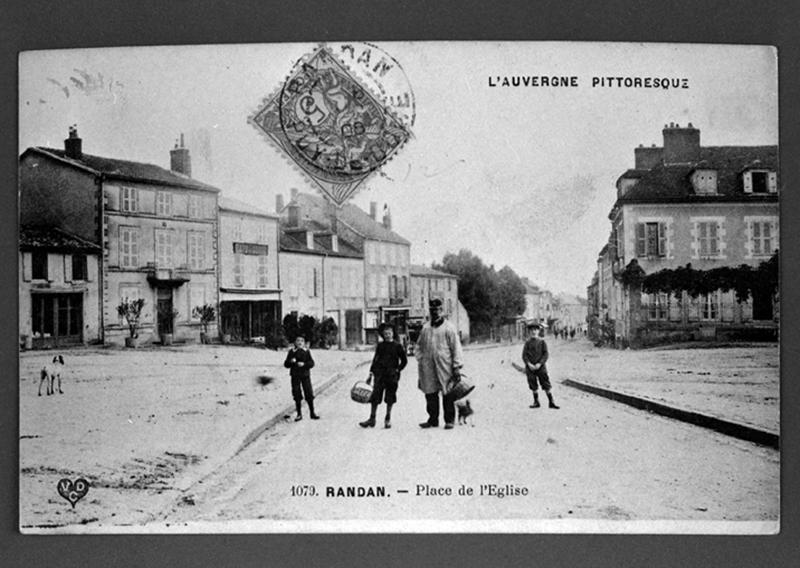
[150,341,779,530]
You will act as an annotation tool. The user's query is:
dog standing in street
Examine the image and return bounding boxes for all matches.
[39,355,65,396]
[456,398,474,426]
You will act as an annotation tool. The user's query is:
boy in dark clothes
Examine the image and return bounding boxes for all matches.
[360,323,408,429]
[521,324,560,409]
[284,335,320,421]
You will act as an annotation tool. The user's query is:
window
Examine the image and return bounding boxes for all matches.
[447,279,452,292]
[744,170,777,194]
[120,186,139,212]
[693,170,718,194]
[635,222,666,257]
[32,251,48,280]
[233,253,243,286]
[697,222,720,257]
[256,223,267,244]
[232,221,242,242]
[402,276,408,298]
[72,254,87,280]
[188,232,205,269]
[155,229,173,267]
[257,256,268,288]
[701,292,719,320]
[616,224,625,259]
[189,195,202,218]
[751,221,775,256]
[447,298,453,314]
[119,227,140,268]
[391,275,398,297]
[644,292,668,320]
[368,273,377,299]
[156,191,173,216]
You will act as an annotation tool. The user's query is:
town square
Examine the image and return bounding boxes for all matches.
[16,42,779,533]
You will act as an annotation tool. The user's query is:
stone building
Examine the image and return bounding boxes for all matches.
[409,264,470,342]
[19,226,102,348]
[591,122,779,346]
[217,197,281,343]
[278,190,411,344]
[19,129,221,346]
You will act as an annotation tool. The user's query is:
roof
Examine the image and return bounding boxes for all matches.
[24,147,222,193]
[279,228,363,259]
[410,264,456,278]
[289,192,411,245]
[19,226,102,253]
[219,196,278,218]
[520,277,542,294]
[615,145,778,205]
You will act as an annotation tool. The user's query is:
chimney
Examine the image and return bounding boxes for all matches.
[170,133,192,176]
[382,204,392,230]
[370,201,378,220]
[276,193,285,213]
[662,122,700,164]
[64,125,82,159]
[634,143,663,169]
[291,187,299,200]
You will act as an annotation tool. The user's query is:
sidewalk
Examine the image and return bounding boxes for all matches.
[19,344,370,528]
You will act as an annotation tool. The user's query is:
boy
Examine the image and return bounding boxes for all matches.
[522,324,560,409]
[360,323,408,429]
[284,335,320,421]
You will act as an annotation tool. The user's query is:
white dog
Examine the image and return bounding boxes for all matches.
[39,355,65,396]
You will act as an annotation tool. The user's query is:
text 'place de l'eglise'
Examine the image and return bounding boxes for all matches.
[18,121,778,350]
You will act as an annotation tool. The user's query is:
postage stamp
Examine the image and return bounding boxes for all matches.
[250,44,413,206]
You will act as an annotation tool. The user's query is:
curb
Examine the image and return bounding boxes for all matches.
[562,378,780,450]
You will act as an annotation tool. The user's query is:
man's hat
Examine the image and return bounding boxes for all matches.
[429,298,443,308]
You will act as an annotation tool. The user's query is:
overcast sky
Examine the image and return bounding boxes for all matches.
[19,42,777,297]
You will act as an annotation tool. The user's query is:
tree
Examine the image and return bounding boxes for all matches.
[117,297,146,339]
[495,265,527,321]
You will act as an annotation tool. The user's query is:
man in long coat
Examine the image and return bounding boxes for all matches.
[416,298,464,429]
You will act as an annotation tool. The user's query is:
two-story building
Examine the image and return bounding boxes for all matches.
[278,194,366,347]
[19,226,103,348]
[521,277,556,326]
[279,191,411,344]
[593,122,779,346]
[19,128,221,345]
[409,264,470,342]
[218,197,281,343]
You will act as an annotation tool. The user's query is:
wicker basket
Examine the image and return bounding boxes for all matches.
[350,380,374,404]
[446,375,475,401]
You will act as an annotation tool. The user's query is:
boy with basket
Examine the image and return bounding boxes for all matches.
[359,323,408,429]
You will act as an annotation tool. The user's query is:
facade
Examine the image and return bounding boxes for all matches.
[521,277,555,325]
[19,227,102,348]
[553,293,588,333]
[218,197,281,343]
[278,191,411,344]
[278,206,366,347]
[19,129,221,346]
[409,264,470,341]
[592,122,779,346]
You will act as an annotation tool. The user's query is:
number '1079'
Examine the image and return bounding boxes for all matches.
[290,485,317,497]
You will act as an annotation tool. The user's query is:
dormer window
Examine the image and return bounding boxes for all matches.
[691,169,718,194]
[743,170,777,194]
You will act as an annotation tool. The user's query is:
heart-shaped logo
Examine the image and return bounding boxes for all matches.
[57,477,89,508]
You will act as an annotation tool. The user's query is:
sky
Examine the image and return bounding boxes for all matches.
[18,42,778,297]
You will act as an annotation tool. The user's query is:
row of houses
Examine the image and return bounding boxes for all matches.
[18,128,469,349]
[587,122,779,347]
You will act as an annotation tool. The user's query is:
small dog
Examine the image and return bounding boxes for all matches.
[39,355,65,396]
[456,398,474,426]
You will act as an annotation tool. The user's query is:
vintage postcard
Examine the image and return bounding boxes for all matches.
[17,41,779,534]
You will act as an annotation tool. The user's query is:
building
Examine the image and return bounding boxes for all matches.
[592,122,779,346]
[278,194,366,347]
[19,226,102,348]
[409,264,470,342]
[521,277,555,326]
[19,128,221,346]
[554,293,588,334]
[218,197,281,343]
[278,191,411,344]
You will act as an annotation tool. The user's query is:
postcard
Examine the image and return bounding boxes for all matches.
[17,41,779,533]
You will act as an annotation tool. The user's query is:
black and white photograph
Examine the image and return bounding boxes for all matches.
[16,41,779,534]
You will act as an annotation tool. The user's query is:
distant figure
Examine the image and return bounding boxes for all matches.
[360,323,408,429]
[522,324,559,409]
[416,298,464,430]
[570,328,576,339]
[284,335,320,421]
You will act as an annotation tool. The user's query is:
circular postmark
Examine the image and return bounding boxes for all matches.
[277,47,411,183]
